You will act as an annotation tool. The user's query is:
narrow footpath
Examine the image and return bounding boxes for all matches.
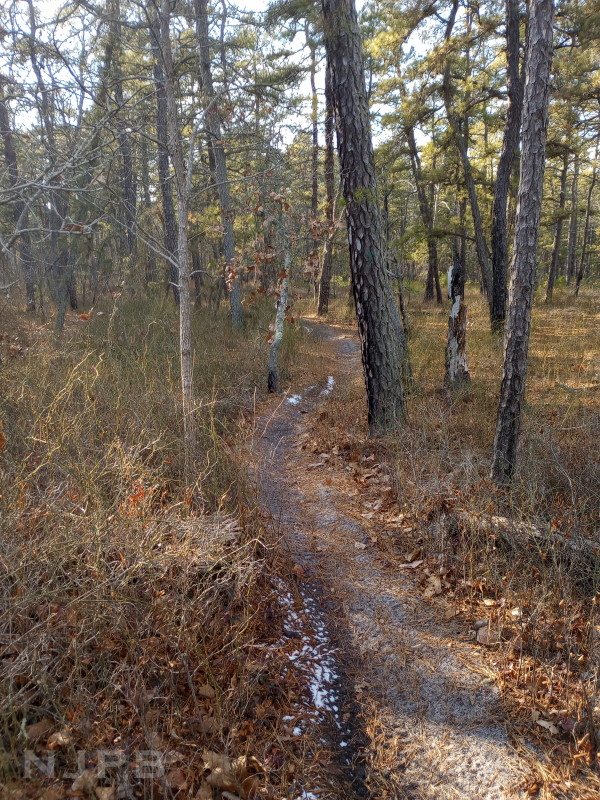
[251,322,530,800]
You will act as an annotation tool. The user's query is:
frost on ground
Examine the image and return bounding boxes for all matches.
[253,328,529,800]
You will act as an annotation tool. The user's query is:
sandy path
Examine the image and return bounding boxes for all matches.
[251,322,528,800]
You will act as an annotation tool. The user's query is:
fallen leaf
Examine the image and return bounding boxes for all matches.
[195,782,213,800]
[398,559,424,570]
[166,768,187,790]
[202,751,264,800]
[422,575,442,599]
[47,729,72,749]
[26,718,55,742]
[477,626,499,646]
[95,788,116,800]
[406,547,422,562]
[71,768,98,793]
[536,718,559,735]
[198,684,216,700]
[354,542,367,550]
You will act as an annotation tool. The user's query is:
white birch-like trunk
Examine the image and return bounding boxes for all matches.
[268,249,290,394]
[444,261,470,389]
[159,0,196,480]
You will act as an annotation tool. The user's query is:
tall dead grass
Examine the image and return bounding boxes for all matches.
[0,299,309,797]
[313,285,600,787]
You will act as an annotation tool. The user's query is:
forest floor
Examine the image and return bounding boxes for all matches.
[250,318,598,800]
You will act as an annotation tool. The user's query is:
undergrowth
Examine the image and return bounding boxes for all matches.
[0,298,311,799]
[312,285,600,795]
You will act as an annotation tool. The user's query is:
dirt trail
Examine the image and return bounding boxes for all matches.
[251,322,530,800]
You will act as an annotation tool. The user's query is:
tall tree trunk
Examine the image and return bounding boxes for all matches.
[194,0,243,330]
[159,0,196,479]
[111,0,137,267]
[442,0,493,310]
[490,0,524,331]
[0,84,36,311]
[545,151,568,302]
[444,237,470,390]
[318,60,335,316]
[268,214,290,393]
[405,125,442,304]
[566,151,579,285]
[322,0,408,435]
[309,38,319,225]
[26,0,69,330]
[151,28,180,304]
[140,136,158,284]
[574,149,597,296]
[491,0,555,484]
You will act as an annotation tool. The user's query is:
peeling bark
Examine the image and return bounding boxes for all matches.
[268,234,290,394]
[445,248,470,390]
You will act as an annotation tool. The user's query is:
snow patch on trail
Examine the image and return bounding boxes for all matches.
[274,580,351,798]
[319,376,335,397]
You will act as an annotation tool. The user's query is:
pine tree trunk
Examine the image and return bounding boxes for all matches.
[140,136,158,284]
[0,86,36,311]
[574,152,597,296]
[545,151,568,302]
[151,30,180,304]
[318,61,335,316]
[159,0,196,479]
[322,0,408,435]
[442,0,493,310]
[268,221,290,393]
[405,126,442,304]
[194,0,243,331]
[491,0,524,331]
[566,151,579,286]
[445,231,470,389]
[491,0,555,484]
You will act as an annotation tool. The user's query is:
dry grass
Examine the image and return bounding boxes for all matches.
[311,284,600,794]
[0,298,321,799]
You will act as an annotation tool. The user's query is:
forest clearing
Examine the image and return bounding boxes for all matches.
[1,0,599,798]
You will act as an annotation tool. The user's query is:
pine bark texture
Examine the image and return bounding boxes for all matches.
[317,61,335,316]
[490,0,524,330]
[491,0,555,484]
[322,0,408,435]
[194,0,243,331]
